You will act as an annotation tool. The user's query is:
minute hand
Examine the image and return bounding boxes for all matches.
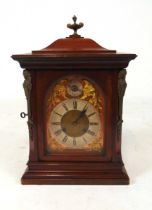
[73,107,88,124]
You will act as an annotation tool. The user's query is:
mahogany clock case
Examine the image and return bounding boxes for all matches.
[12,18,137,185]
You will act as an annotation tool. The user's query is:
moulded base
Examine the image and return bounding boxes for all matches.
[21,162,129,185]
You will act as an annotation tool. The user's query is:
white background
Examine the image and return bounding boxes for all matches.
[0,0,152,210]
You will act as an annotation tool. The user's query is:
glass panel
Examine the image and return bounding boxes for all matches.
[45,75,105,154]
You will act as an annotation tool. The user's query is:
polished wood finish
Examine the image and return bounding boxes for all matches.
[12,35,137,185]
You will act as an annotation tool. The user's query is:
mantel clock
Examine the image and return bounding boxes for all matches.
[12,16,137,185]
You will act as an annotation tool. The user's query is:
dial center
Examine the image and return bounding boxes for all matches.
[61,110,89,137]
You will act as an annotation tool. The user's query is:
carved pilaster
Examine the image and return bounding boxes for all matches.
[23,70,33,141]
[117,69,127,153]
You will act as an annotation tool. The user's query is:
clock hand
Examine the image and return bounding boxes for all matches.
[72,103,88,124]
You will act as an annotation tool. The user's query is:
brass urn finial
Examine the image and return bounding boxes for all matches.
[67,15,84,38]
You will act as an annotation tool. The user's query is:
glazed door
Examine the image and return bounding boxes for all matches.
[35,69,117,162]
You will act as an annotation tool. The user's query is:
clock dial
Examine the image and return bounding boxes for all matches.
[67,80,83,97]
[46,77,104,153]
[49,99,101,149]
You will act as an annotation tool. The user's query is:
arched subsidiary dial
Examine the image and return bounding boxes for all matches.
[49,99,101,149]
[67,80,83,97]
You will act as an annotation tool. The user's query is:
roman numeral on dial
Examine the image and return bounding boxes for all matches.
[87,112,96,118]
[87,129,95,136]
[83,137,87,144]
[73,138,76,145]
[54,111,63,117]
[62,135,68,143]
[55,129,62,136]
[89,122,99,126]
[62,103,69,111]
[52,122,61,125]
[73,100,77,109]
